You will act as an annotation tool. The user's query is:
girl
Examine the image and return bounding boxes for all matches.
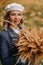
[0,3,25,65]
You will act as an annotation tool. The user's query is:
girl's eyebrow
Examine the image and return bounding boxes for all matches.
[10,13,22,15]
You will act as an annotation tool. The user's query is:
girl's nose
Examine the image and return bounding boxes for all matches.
[15,15,18,19]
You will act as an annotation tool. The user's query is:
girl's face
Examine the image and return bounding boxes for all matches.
[9,10,22,25]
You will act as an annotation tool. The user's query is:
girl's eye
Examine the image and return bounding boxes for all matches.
[11,14,16,16]
[18,14,21,16]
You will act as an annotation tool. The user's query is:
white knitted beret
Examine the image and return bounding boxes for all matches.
[5,3,24,13]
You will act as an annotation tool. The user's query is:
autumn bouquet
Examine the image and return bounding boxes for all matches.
[13,27,43,65]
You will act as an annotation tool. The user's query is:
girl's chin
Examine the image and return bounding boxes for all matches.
[14,22,19,25]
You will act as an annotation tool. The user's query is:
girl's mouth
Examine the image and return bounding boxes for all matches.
[14,20,19,23]
[14,19,20,25]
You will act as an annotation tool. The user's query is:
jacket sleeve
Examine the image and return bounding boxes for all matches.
[0,34,17,65]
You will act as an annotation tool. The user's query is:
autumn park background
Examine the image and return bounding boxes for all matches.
[0,0,43,65]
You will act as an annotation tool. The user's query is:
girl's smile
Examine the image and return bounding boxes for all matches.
[14,19,20,24]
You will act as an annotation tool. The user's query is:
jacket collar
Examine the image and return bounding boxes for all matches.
[7,27,19,38]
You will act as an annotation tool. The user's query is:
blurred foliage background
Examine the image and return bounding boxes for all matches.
[0,0,43,65]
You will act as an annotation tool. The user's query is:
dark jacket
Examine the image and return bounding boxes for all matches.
[0,27,23,65]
